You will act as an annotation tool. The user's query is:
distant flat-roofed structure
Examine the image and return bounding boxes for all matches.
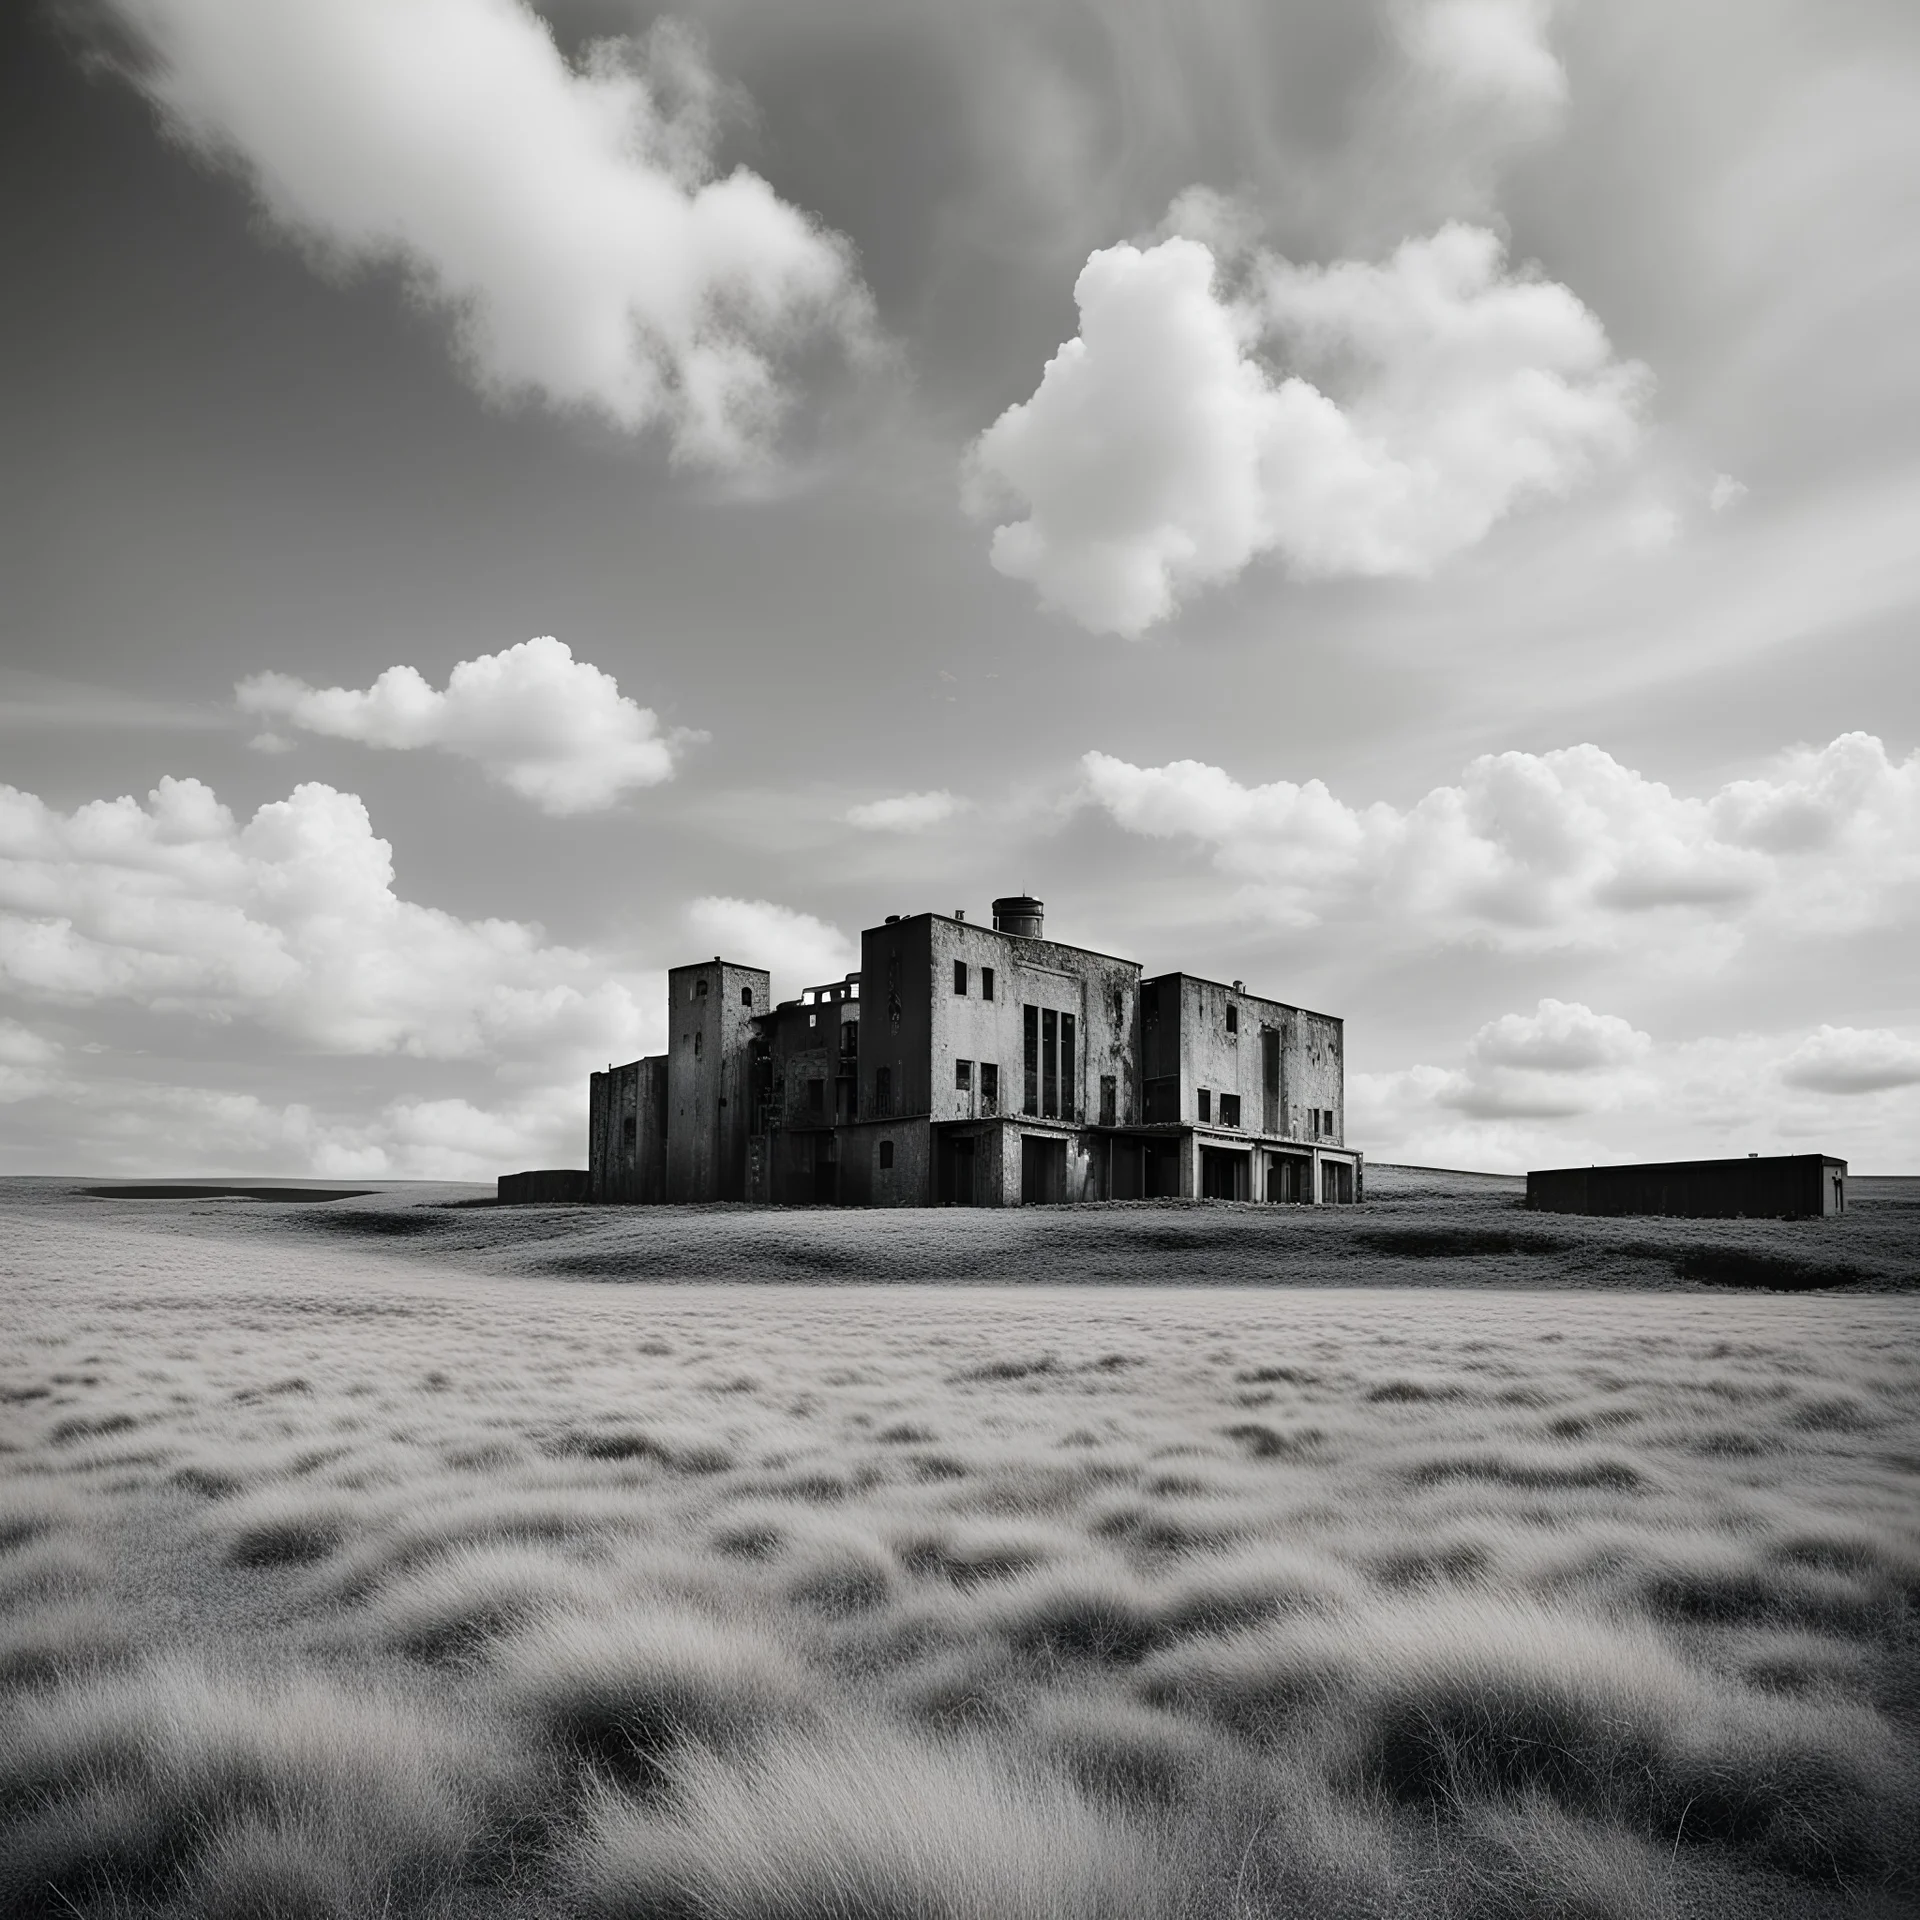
[1527,1154,1846,1220]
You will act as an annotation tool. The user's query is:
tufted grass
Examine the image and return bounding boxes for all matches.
[0,1170,1916,1915]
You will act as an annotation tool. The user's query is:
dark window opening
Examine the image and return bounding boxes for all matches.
[980,1062,999,1113]
[1061,1012,1076,1120]
[1220,1094,1242,1129]
[1023,1006,1039,1115]
[1261,1028,1280,1134]
[878,1139,895,1170]
[1324,1108,1335,1137]
[622,1115,637,1146]
[1099,1074,1116,1127]
[1141,982,1160,1022]
[875,1066,892,1117]
[1226,1005,1238,1035]
[953,960,968,995]
[741,987,753,1007]
[1042,1008,1059,1118]
[956,1059,973,1090]
[692,1030,703,1058]
[1198,1088,1211,1124]
[807,1079,824,1115]
[696,978,709,998]
[982,966,995,1002]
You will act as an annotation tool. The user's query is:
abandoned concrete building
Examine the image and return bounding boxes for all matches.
[585,896,1361,1207]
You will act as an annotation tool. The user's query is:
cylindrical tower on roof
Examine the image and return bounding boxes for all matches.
[991,895,1044,938]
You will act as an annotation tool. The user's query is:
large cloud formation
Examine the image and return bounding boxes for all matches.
[1353,1010,1920,1175]
[1081,731,1920,951]
[0,774,650,1061]
[965,216,1646,635]
[237,637,699,815]
[101,0,875,466]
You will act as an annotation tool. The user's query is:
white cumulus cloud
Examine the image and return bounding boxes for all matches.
[0,774,652,1063]
[1080,731,1920,954]
[236,637,700,815]
[1779,1026,1920,1095]
[965,216,1646,635]
[845,790,969,832]
[101,0,875,466]
[683,897,854,999]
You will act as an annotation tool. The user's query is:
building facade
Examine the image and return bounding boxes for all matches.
[586,895,1361,1207]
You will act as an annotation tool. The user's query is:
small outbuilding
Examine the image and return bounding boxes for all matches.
[497,1169,589,1204]
[1526,1153,1846,1220]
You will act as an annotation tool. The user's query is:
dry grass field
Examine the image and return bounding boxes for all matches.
[1,1167,1916,1918]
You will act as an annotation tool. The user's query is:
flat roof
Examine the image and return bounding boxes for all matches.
[1529,1153,1846,1176]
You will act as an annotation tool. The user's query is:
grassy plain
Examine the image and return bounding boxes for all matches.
[1,1167,1916,1918]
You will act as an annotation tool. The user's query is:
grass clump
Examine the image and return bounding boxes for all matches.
[496,1602,817,1787]
[572,1723,1170,1919]
[0,1657,512,1915]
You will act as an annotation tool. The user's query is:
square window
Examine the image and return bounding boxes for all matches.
[1226,1005,1238,1035]
[1198,1088,1211,1123]
[1220,1094,1241,1129]
[878,1139,895,1170]
[956,1059,973,1090]
[953,960,968,995]
[981,966,995,1002]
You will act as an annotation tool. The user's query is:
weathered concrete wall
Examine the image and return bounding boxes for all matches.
[588,1055,666,1203]
[836,1116,931,1207]
[921,915,1141,1130]
[1142,973,1343,1147]
[1290,1009,1344,1146]
[665,961,770,1202]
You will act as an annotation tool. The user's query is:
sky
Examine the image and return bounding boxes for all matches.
[2,0,1917,1178]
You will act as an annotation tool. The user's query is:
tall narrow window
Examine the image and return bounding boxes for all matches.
[1042,1008,1059,1118]
[875,1066,892,1117]
[953,960,968,995]
[981,1062,999,1112]
[1226,1005,1238,1035]
[981,966,995,1002]
[807,1079,824,1115]
[741,987,753,1007]
[956,1059,973,1090]
[692,1030,703,1058]
[1060,1012,1076,1120]
[1198,1088,1211,1124]
[1023,1007,1039,1115]
[879,1140,894,1170]
[1099,1074,1116,1127]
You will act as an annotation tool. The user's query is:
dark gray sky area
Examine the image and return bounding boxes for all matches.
[3,0,1917,1175]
